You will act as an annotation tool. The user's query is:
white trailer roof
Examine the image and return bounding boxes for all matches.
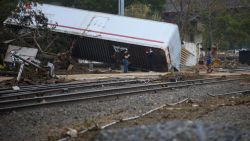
[4,3,182,70]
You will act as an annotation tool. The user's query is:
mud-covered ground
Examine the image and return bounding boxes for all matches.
[0,75,249,141]
[74,95,250,141]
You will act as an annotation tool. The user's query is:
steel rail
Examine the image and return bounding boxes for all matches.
[0,77,218,94]
[0,78,141,91]
[0,77,221,98]
[0,79,142,101]
[0,77,223,101]
[0,78,243,111]
[0,80,106,91]
[0,78,145,95]
[0,78,240,106]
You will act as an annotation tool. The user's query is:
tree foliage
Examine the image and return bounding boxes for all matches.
[1,0,165,27]
[5,1,48,29]
[125,2,161,21]
[126,0,166,12]
[167,0,250,49]
[200,0,250,49]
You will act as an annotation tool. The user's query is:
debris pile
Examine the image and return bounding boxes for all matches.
[220,60,242,69]
[160,72,205,82]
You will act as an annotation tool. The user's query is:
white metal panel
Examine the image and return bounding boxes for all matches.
[4,45,38,63]
[183,42,198,66]
[84,16,109,36]
[25,4,178,48]
[167,26,182,70]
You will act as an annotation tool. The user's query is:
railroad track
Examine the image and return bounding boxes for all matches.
[0,77,244,111]
[0,78,147,95]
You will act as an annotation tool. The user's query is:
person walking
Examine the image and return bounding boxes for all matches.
[195,47,207,74]
[123,49,130,73]
[206,48,213,73]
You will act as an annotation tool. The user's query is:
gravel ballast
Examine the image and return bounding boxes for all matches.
[0,78,249,141]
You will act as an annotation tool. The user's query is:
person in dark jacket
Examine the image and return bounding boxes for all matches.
[146,48,154,71]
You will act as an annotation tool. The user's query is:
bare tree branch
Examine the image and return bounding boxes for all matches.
[169,0,179,12]
[44,36,58,51]
[33,34,43,53]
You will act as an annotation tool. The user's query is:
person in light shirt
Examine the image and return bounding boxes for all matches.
[195,48,207,74]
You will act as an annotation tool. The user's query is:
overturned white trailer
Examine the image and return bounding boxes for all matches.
[4,3,182,71]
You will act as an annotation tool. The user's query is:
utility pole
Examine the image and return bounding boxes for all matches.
[206,0,213,48]
[118,0,124,16]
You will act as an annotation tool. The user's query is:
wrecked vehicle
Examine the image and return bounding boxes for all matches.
[4,3,182,71]
[4,45,56,82]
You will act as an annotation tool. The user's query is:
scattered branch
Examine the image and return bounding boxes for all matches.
[44,36,58,52]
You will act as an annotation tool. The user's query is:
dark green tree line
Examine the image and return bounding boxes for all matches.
[0,0,166,25]
[200,0,250,49]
